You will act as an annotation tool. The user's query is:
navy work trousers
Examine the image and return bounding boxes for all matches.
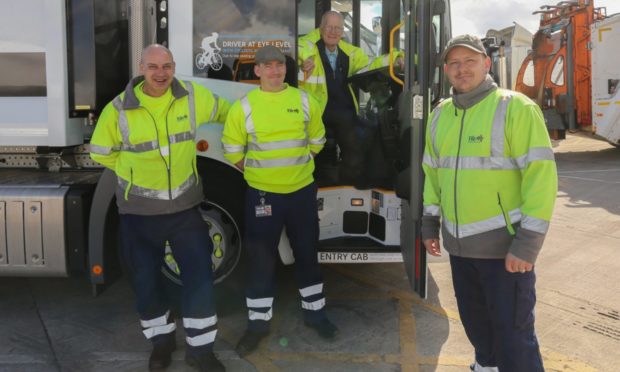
[120,207,216,354]
[449,255,544,372]
[244,182,327,332]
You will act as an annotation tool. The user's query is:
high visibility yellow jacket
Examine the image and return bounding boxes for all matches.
[222,85,325,194]
[89,77,230,215]
[297,28,399,112]
[421,82,557,263]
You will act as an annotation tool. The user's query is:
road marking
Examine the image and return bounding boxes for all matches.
[557,168,620,173]
[398,301,419,372]
[329,264,599,371]
[558,175,620,184]
[541,348,597,372]
[329,264,461,321]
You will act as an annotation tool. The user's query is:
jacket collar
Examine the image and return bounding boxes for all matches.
[121,76,189,109]
[451,74,497,110]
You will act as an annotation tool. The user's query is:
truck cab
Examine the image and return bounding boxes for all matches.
[0,0,451,298]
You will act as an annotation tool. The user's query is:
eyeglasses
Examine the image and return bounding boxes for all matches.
[324,25,344,33]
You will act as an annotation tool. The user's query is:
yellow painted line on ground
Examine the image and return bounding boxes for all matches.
[329,264,461,321]
[541,348,598,372]
[398,300,419,372]
[416,355,471,367]
[329,265,598,371]
[597,101,611,106]
[266,351,386,363]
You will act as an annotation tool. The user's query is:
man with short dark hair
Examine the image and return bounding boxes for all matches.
[222,45,337,357]
[422,35,557,372]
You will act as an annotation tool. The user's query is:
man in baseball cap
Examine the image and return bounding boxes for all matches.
[440,34,487,63]
[422,33,555,372]
[224,43,335,358]
[254,45,286,65]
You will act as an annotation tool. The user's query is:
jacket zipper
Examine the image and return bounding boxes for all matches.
[142,105,172,199]
[454,109,466,251]
[124,168,133,200]
[497,193,516,235]
[164,98,176,200]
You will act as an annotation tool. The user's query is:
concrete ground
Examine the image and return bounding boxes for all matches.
[0,132,618,371]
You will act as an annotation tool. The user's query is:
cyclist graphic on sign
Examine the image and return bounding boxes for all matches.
[196,32,223,71]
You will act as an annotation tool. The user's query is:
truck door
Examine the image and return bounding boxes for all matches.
[399,0,451,298]
[298,0,451,298]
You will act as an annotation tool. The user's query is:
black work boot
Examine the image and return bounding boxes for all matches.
[304,318,339,339]
[235,330,269,357]
[149,337,176,371]
[185,352,225,372]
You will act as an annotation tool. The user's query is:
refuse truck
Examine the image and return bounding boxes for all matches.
[0,0,452,298]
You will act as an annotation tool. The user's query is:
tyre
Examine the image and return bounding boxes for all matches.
[161,159,245,287]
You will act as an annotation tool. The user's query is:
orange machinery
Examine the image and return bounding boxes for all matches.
[515,0,606,139]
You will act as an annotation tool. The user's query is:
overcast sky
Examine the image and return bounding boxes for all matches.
[451,0,620,37]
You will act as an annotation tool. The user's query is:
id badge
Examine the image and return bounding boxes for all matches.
[255,193,272,217]
[255,204,272,217]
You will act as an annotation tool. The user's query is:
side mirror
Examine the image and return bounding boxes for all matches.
[433,0,446,15]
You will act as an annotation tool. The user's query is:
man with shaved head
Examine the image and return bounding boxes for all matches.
[90,44,229,371]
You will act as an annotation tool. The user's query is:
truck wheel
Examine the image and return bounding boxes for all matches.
[160,160,244,289]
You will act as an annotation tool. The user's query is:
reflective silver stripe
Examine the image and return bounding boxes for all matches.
[490,95,512,162]
[186,330,217,346]
[472,362,499,372]
[514,147,555,169]
[438,156,519,170]
[120,140,160,152]
[88,144,117,155]
[113,96,131,145]
[143,323,176,339]
[240,96,257,143]
[140,311,170,328]
[118,174,195,200]
[309,137,326,146]
[444,208,521,238]
[249,309,273,321]
[183,81,197,134]
[301,298,326,311]
[430,107,442,158]
[247,297,274,308]
[307,75,326,84]
[169,131,194,144]
[521,215,549,234]
[300,90,310,123]
[245,155,311,168]
[209,94,219,122]
[299,283,323,298]
[423,153,439,168]
[183,315,218,330]
[423,205,440,217]
[223,143,245,154]
[248,139,308,152]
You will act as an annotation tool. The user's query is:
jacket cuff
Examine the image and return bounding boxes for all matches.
[421,215,440,240]
[224,153,244,165]
[508,227,546,264]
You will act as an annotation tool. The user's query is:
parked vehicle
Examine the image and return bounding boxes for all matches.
[0,0,451,298]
